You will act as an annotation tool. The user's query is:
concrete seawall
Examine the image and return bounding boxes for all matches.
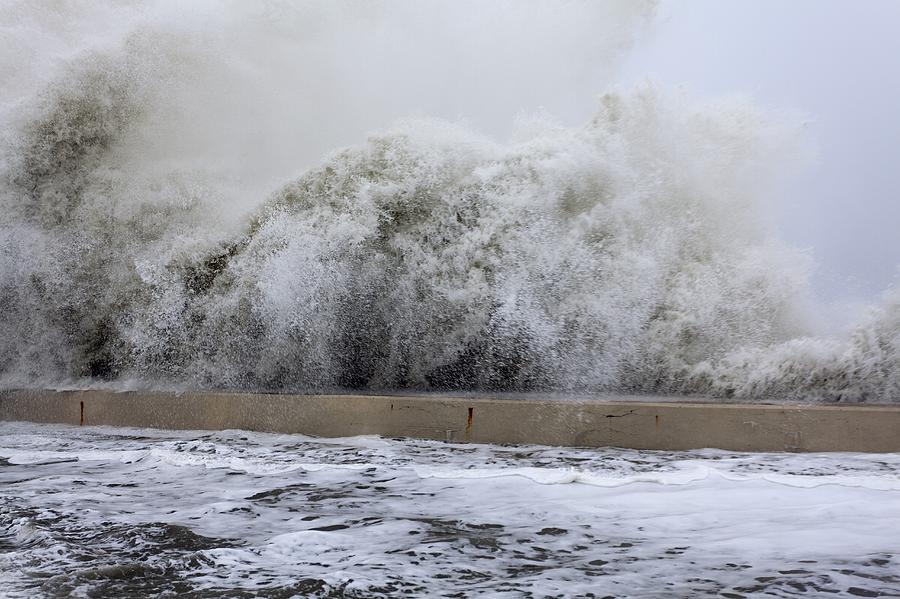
[2,389,899,452]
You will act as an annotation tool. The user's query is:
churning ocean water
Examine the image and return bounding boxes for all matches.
[2,421,900,598]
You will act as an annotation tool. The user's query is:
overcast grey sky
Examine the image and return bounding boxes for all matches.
[621,0,900,303]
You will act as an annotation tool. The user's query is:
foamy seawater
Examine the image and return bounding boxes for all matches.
[1,422,899,598]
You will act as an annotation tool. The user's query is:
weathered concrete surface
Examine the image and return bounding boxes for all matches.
[2,389,899,452]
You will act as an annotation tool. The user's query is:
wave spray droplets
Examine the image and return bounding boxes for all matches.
[0,2,897,401]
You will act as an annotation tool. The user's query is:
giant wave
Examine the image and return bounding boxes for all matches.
[1,2,896,401]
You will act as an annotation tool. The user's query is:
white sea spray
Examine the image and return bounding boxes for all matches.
[0,1,896,401]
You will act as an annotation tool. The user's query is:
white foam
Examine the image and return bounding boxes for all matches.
[415,463,715,487]
[2,449,146,465]
[3,422,900,597]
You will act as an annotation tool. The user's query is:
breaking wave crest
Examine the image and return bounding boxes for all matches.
[0,3,897,401]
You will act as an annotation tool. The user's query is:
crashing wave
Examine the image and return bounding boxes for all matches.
[0,7,896,401]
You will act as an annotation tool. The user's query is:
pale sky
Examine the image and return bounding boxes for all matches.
[621,0,900,302]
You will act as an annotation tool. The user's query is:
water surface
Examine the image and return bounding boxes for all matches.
[2,422,899,597]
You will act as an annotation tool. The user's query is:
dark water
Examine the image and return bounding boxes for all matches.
[2,422,899,597]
